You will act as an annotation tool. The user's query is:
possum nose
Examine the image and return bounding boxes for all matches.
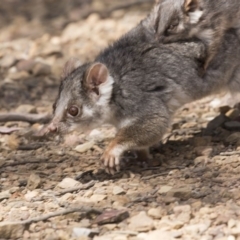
[48,123,58,132]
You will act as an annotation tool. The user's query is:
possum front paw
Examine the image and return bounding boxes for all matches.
[101,140,151,174]
[101,152,121,175]
[101,143,124,175]
[101,136,136,174]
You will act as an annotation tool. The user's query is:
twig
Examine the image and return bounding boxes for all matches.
[140,166,186,171]
[104,0,154,13]
[126,194,157,207]
[220,151,240,156]
[82,0,154,18]
[1,158,64,168]
[55,180,96,196]
[21,207,102,225]
[17,143,44,150]
[0,126,21,134]
[141,171,169,180]
[132,196,156,203]
[109,231,138,236]
[0,113,51,124]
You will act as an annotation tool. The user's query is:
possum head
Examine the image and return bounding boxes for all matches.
[49,59,114,134]
[152,0,203,39]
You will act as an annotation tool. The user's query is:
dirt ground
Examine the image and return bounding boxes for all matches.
[1,1,240,240]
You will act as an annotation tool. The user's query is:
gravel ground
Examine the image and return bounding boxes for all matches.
[1,2,240,240]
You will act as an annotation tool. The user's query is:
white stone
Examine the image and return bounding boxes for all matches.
[184,221,210,235]
[176,212,191,224]
[199,207,212,215]
[112,186,125,195]
[0,222,25,239]
[93,234,127,240]
[24,190,39,201]
[228,219,236,229]
[173,205,191,214]
[129,211,154,232]
[57,178,80,189]
[87,129,105,141]
[158,186,173,194]
[72,227,98,237]
[74,141,95,153]
[156,219,184,230]
[148,208,162,219]
[0,190,10,201]
[83,190,93,198]
[89,194,107,202]
[138,230,174,240]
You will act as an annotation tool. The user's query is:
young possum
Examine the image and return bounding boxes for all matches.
[42,18,240,174]
[151,0,240,70]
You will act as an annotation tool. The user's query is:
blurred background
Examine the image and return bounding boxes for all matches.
[0,0,154,38]
[1,3,240,240]
[0,0,154,111]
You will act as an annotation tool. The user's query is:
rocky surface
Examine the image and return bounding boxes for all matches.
[1,1,240,240]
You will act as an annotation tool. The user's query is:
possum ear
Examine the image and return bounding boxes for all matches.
[62,57,82,79]
[184,0,203,24]
[85,63,109,94]
[84,62,113,101]
[184,0,199,12]
[84,63,114,104]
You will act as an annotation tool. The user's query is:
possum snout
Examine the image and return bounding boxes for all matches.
[47,122,58,133]
[36,122,57,136]
[37,121,62,136]
[48,121,70,134]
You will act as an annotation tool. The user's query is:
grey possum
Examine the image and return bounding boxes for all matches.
[151,0,240,71]
[40,14,240,174]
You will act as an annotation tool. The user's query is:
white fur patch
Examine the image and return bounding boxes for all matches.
[189,10,203,24]
[177,22,185,32]
[119,118,134,129]
[82,105,94,117]
[110,145,127,158]
[168,89,191,113]
[97,75,114,106]
[197,29,214,44]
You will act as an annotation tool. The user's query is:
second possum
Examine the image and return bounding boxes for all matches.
[152,0,240,70]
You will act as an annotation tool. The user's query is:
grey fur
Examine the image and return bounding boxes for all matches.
[48,14,240,173]
[151,0,240,69]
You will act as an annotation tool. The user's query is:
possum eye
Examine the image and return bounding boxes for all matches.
[52,102,57,113]
[68,105,79,117]
[169,24,177,30]
[166,19,179,33]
